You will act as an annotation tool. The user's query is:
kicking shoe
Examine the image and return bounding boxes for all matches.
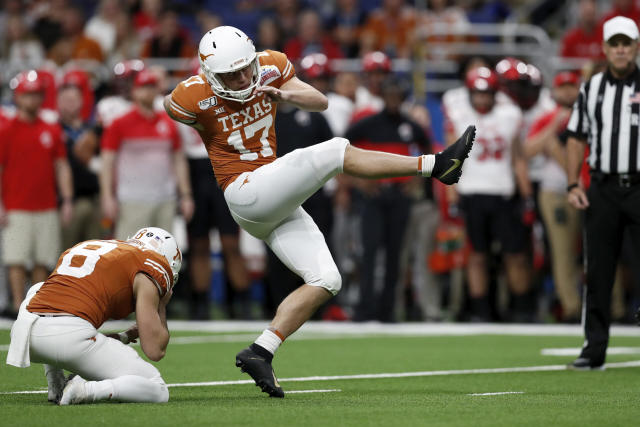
[59,375,88,405]
[235,347,284,398]
[432,125,476,185]
[567,357,605,371]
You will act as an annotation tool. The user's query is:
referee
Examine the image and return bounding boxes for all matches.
[566,16,640,370]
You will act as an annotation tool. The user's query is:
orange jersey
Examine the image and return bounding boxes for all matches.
[168,49,295,190]
[27,240,173,329]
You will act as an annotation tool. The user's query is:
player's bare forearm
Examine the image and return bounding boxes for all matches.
[276,76,328,111]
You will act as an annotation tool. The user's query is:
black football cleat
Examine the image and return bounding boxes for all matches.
[566,357,605,371]
[432,125,476,185]
[235,347,285,398]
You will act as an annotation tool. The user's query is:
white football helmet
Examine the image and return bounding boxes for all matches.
[128,227,182,287]
[198,26,260,103]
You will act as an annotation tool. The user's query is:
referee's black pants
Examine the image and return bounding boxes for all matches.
[581,175,640,365]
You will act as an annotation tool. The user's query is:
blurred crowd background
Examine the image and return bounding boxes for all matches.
[0,0,639,324]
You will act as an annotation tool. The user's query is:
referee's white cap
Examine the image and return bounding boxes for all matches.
[603,16,639,42]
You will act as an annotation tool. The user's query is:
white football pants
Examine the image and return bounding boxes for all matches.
[29,316,168,403]
[224,137,349,295]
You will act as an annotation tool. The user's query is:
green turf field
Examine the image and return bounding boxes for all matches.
[1,323,639,426]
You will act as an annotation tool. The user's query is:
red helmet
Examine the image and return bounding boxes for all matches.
[10,70,45,95]
[465,67,498,92]
[495,57,527,82]
[113,59,145,79]
[495,58,543,110]
[300,53,332,79]
[362,51,391,72]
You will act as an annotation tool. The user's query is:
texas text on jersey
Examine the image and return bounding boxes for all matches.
[168,50,295,190]
[27,240,173,328]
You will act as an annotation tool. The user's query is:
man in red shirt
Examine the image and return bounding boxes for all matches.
[100,69,194,240]
[559,0,603,59]
[0,70,73,317]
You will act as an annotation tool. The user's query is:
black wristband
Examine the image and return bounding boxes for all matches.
[566,183,579,192]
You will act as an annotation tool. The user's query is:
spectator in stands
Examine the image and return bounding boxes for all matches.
[346,77,429,322]
[269,0,302,42]
[359,0,417,58]
[0,71,73,317]
[600,0,640,26]
[100,69,193,240]
[57,81,102,250]
[523,71,582,322]
[560,0,603,59]
[141,7,193,62]
[133,0,163,42]
[255,16,284,52]
[107,10,143,67]
[463,0,511,25]
[61,5,103,62]
[325,0,368,58]
[446,67,531,322]
[283,8,343,62]
[353,50,392,118]
[419,0,470,62]
[85,0,121,57]
[2,15,45,74]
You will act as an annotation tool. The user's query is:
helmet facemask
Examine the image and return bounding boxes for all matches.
[200,54,260,104]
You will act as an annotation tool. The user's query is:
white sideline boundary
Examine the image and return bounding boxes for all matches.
[1,319,640,336]
[2,361,640,396]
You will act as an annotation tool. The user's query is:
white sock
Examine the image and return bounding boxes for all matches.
[419,154,436,177]
[254,329,283,355]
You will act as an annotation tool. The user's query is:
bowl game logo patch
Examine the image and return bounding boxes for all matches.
[260,65,281,86]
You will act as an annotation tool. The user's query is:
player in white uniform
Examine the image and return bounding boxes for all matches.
[445,66,532,321]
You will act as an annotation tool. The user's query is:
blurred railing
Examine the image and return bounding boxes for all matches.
[0,23,596,103]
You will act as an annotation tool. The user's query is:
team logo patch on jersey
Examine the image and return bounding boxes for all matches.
[260,65,281,86]
[40,131,52,148]
[198,96,218,110]
[214,106,226,114]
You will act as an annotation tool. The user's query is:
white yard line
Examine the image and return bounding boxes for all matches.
[3,361,639,396]
[468,391,524,396]
[286,389,341,394]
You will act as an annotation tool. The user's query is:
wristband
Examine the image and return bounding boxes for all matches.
[566,183,579,192]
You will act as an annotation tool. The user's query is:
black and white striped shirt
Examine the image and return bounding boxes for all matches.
[567,67,640,174]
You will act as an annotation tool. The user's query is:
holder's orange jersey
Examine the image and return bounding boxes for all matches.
[27,240,173,329]
[168,50,295,190]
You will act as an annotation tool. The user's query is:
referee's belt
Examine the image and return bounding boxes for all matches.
[591,171,640,188]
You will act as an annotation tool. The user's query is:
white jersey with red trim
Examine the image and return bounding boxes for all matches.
[445,93,523,196]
